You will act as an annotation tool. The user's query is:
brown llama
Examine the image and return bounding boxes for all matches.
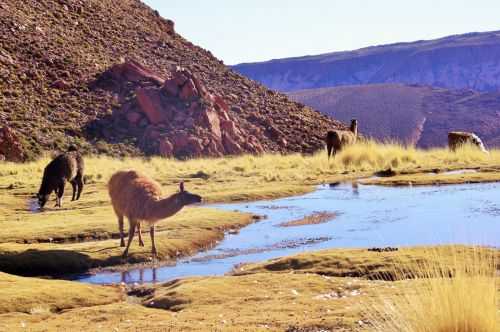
[326,119,358,159]
[37,147,84,209]
[108,170,202,258]
[448,131,488,153]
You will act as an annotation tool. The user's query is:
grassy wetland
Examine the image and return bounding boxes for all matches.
[0,141,499,331]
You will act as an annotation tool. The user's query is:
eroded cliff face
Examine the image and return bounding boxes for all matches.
[234,31,500,92]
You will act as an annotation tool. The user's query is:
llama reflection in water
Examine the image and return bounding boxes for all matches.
[120,267,158,284]
[352,181,359,196]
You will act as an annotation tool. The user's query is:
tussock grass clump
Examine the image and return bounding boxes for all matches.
[336,139,496,171]
[368,246,499,332]
[2,140,500,202]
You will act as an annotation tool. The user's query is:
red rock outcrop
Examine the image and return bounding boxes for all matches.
[109,60,165,86]
[0,126,25,162]
[100,62,265,158]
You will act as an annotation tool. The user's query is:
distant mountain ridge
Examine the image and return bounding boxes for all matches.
[233,30,500,92]
[289,84,500,148]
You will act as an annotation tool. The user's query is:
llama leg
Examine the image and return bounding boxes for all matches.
[137,222,145,247]
[55,181,65,207]
[122,219,137,258]
[149,225,157,259]
[327,144,333,159]
[75,173,84,200]
[70,180,77,201]
[332,144,339,157]
[53,188,59,207]
[117,215,125,247]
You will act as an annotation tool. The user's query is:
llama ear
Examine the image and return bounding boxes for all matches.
[179,182,184,192]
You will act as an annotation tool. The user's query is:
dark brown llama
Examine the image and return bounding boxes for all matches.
[326,119,358,159]
[448,131,488,153]
[108,170,202,258]
[37,148,84,209]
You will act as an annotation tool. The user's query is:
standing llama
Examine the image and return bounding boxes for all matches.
[448,131,488,153]
[108,170,202,258]
[326,119,358,159]
[37,147,84,209]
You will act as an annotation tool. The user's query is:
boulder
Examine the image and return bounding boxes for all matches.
[109,60,164,85]
[186,136,204,155]
[220,119,241,138]
[192,75,210,98]
[222,133,244,154]
[200,109,221,138]
[162,79,179,97]
[0,126,25,162]
[179,79,199,100]
[172,69,188,86]
[159,138,174,157]
[135,87,166,124]
[213,95,228,112]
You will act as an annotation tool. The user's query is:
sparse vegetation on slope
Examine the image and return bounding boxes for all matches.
[0,0,344,160]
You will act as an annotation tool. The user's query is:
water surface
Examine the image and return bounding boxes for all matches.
[76,182,500,284]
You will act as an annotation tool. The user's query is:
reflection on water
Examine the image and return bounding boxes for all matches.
[76,182,500,285]
[120,267,158,284]
[28,198,41,213]
[351,181,359,196]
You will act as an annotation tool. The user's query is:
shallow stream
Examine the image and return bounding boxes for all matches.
[75,181,500,284]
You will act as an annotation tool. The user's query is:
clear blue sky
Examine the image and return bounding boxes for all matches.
[144,0,500,65]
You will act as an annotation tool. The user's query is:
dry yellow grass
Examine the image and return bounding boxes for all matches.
[234,246,500,280]
[368,247,499,332]
[0,272,123,315]
[0,246,497,331]
[2,141,499,204]
[1,143,500,331]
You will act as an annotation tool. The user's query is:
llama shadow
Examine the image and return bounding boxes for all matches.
[0,247,131,277]
[0,248,95,276]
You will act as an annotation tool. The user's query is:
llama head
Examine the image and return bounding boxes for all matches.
[177,181,202,205]
[37,192,49,209]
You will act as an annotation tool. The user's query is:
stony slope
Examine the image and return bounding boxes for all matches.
[290,84,500,148]
[233,30,500,92]
[0,0,344,161]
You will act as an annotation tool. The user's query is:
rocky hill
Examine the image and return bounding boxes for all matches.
[290,84,500,148]
[233,30,500,92]
[0,0,344,161]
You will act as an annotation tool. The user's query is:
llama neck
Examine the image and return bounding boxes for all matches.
[350,123,358,136]
[149,194,185,221]
[39,172,53,195]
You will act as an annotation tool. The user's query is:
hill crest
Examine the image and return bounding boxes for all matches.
[233,30,500,92]
[0,0,344,161]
